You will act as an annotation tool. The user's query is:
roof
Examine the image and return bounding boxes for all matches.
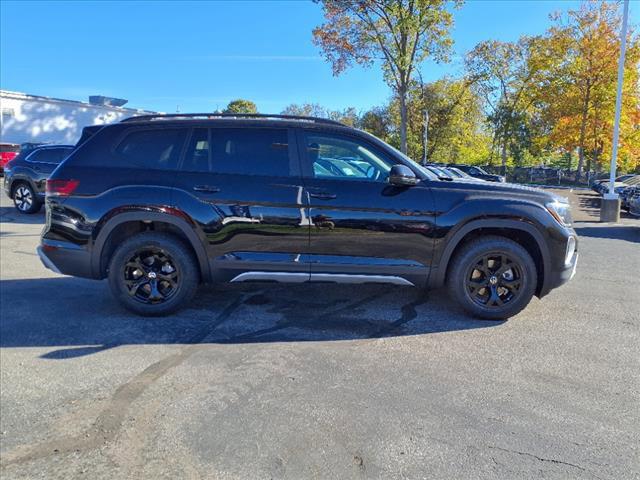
[120,113,347,127]
[0,89,155,114]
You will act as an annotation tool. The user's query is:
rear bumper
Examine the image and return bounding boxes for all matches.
[37,239,93,278]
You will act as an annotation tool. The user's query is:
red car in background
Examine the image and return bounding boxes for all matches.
[1,143,20,174]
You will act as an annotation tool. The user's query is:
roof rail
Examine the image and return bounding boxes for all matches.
[120,113,346,126]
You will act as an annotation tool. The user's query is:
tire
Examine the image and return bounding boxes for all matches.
[12,182,42,214]
[447,235,537,320]
[108,232,199,316]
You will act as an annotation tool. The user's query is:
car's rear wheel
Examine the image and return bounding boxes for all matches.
[447,236,537,320]
[108,232,199,316]
[12,183,41,214]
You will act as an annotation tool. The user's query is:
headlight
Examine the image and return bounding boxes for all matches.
[546,200,573,227]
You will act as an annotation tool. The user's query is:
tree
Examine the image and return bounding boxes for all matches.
[313,0,460,154]
[388,77,490,163]
[538,1,640,177]
[281,103,360,126]
[360,106,392,140]
[465,36,546,172]
[223,99,258,114]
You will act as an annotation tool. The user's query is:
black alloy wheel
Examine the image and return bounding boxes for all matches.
[108,232,199,316]
[447,236,537,320]
[465,253,523,308]
[124,248,180,305]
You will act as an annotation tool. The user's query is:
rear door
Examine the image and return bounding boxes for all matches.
[173,126,309,282]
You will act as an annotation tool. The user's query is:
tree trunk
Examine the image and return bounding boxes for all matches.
[576,86,591,181]
[399,87,408,154]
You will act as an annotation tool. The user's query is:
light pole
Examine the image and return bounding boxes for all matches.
[601,0,629,222]
[422,109,429,166]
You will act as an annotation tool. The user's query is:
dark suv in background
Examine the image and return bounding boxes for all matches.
[3,144,74,213]
[39,114,578,319]
[448,164,506,183]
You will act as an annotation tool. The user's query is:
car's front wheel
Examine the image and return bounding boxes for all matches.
[108,232,199,316]
[12,183,41,214]
[447,236,537,320]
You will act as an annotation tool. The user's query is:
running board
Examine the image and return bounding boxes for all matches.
[230,271,414,286]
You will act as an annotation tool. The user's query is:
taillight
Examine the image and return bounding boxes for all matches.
[0,152,17,166]
[46,179,79,197]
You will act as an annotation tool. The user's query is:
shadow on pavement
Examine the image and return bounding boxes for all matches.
[0,278,500,358]
[574,225,639,243]
[0,206,45,226]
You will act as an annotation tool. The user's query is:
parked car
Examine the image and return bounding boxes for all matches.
[3,144,74,213]
[38,113,578,320]
[591,174,635,193]
[595,175,640,196]
[448,164,506,183]
[629,188,640,217]
[620,185,640,211]
[0,143,20,175]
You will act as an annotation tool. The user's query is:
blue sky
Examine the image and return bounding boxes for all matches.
[1,0,637,114]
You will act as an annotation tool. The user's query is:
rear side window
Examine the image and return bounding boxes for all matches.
[28,148,73,164]
[209,128,291,176]
[182,128,211,172]
[116,128,187,170]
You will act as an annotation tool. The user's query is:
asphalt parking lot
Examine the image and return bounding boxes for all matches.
[0,189,638,479]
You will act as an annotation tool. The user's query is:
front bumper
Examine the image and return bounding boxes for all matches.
[539,235,578,296]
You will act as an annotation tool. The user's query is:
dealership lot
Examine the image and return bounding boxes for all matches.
[0,190,638,479]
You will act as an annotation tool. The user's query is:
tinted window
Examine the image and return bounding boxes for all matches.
[117,128,186,170]
[28,148,73,164]
[210,128,290,176]
[182,128,211,172]
[304,133,393,182]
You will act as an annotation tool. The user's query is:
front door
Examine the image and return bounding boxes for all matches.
[298,130,436,287]
[173,126,310,282]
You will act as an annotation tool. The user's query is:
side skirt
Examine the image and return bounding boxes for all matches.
[230,271,414,286]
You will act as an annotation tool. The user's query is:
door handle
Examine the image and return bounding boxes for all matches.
[193,185,220,193]
[308,191,336,200]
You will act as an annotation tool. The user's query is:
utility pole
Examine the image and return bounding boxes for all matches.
[601,0,629,222]
[422,109,429,166]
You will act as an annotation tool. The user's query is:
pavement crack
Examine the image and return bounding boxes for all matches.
[487,445,603,479]
[0,295,245,468]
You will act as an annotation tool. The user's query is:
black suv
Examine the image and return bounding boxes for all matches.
[3,144,74,213]
[38,114,578,319]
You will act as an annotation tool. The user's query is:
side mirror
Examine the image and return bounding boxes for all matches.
[389,164,418,186]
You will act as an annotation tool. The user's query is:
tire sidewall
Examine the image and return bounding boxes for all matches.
[108,233,198,316]
[449,237,537,320]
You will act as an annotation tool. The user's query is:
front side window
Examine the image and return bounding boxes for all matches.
[210,128,290,176]
[304,133,393,182]
[117,128,187,170]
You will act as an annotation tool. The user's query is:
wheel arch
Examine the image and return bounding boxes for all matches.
[92,210,211,282]
[432,219,551,296]
[9,175,37,196]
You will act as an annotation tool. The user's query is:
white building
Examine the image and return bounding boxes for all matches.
[0,90,155,145]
